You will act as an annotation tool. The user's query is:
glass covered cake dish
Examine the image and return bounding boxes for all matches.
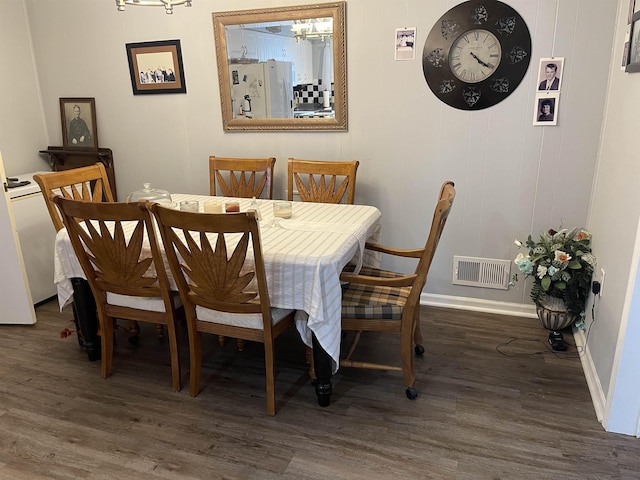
[125,183,173,207]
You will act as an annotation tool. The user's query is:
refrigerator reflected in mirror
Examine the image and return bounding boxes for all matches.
[229,60,293,119]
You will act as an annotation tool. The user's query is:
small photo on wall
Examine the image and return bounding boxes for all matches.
[533,92,560,126]
[395,27,416,61]
[536,57,564,91]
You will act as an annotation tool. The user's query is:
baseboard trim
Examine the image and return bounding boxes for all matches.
[420,293,537,318]
[573,327,606,424]
[420,292,606,427]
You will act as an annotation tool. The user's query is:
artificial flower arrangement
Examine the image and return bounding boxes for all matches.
[513,227,596,318]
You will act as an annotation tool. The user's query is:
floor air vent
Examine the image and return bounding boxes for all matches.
[452,256,511,290]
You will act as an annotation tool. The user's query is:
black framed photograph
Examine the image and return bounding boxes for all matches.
[627,13,640,72]
[126,39,187,95]
[60,97,98,150]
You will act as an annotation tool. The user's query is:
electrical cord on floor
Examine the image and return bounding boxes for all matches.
[495,337,583,359]
[496,293,598,359]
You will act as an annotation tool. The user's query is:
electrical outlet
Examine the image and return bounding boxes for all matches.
[600,268,605,297]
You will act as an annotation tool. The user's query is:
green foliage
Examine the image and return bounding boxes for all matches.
[514,227,596,316]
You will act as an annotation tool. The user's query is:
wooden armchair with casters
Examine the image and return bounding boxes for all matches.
[338,181,455,399]
[150,205,296,416]
[287,158,359,204]
[33,162,114,232]
[209,156,276,199]
[51,196,183,392]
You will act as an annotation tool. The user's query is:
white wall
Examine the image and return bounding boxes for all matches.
[24,0,616,300]
[587,0,640,435]
[5,0,635,432]
[0,0,48,175]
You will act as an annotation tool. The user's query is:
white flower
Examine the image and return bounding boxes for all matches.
[536,265,548,279]
[554,250,572,263]
[514,239,522,247]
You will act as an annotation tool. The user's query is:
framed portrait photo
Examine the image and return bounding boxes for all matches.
[532,92,560,126]
[126,39,187,95]
[60,97,98,150]
[626,12,640,72]
[536,57,564,92]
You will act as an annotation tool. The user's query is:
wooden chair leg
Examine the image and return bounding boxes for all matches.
[401,321,417,399]
[236,339,245,351]
[264,340,276,416]
[413,314,425,356]
[166,323,181,392]
[156,324,165,338]
[189,331,203,397]
[218,335,226,347]
[101,316,115,379]
[305,346,316,380]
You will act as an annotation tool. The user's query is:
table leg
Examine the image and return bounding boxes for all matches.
[312,333,333,407]
[70,278,100,362]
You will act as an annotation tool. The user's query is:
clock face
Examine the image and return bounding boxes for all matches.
[423,0,531,110]
[449,29,501,83]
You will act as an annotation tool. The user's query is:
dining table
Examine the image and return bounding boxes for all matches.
[54,194,382,407]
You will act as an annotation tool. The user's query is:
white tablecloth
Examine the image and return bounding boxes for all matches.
[54,195,381,373]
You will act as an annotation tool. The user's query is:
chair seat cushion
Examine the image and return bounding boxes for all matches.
[107,291,182,312]
[195,306,294,329]
[341,266,410,320]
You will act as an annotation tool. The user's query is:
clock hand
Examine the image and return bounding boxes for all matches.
[469,52,490,68]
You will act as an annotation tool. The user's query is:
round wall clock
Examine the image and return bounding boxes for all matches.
[422,0,531,110]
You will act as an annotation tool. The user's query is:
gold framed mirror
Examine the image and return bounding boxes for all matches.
[212,2,347,131]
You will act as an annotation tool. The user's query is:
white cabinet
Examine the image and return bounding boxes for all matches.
[293,40,313,84]
[9,172,57,304]
[226,28,260,60]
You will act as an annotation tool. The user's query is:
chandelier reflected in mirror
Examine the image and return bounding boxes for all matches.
[115,0,192,14]
[291,18,333,41]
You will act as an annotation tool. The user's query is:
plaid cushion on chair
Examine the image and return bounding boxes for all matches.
[341,266,411,320]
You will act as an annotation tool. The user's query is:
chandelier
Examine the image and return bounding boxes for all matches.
[291,18,333,41]
[115,0,192,14]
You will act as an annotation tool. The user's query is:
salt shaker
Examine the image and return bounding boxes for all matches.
[248,196,261,221]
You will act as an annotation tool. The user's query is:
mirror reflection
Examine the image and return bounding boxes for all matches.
[212,2,347,131]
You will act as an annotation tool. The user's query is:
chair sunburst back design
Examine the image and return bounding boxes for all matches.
[209,156,276,199]
[287,158,359,204]
[34,162,114,232]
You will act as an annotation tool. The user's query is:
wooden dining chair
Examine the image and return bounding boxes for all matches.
[35,163,163,342]
[52,196,183,392]
[209,156,276,199]
[33,162,115,232]
[287,158,359,204]
[209,155,277,349]
[150,204,296,416]
[339,181,455,399]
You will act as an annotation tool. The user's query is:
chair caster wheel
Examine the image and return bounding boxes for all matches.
[414,344,425,356]
[406,387,418,400]
[128,335,139,345]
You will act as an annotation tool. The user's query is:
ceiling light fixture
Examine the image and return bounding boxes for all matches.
[115,0,192,15]
[291,18,333,41]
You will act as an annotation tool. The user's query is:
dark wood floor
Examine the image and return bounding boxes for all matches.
[0,299,638,479]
